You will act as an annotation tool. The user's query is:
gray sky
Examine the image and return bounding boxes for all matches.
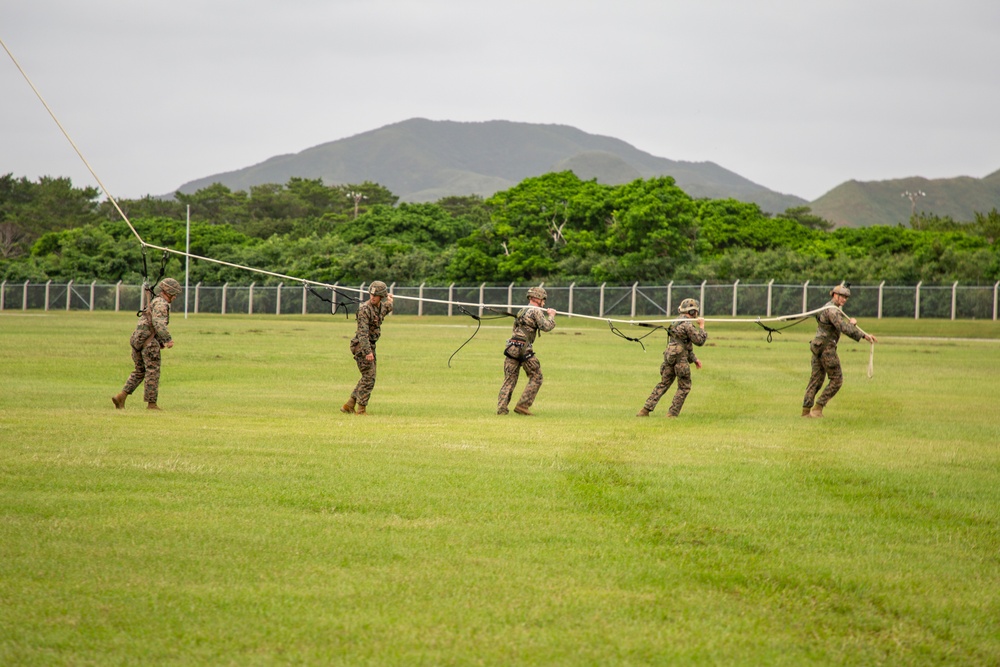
[2,0,998,202]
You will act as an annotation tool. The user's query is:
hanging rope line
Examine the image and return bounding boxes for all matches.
[305,286,362,318]
[6,34,876,379]
[448,305,515,367]
[607,321,664,352]
[755,315,810,343]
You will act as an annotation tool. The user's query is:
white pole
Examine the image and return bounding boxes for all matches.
[951,281,958,321]
[185,205,190,318]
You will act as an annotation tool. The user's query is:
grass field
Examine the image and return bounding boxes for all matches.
[2,311,999,665]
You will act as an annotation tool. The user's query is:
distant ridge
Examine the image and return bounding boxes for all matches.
[173,118,806,214]
[810,168,1000,227]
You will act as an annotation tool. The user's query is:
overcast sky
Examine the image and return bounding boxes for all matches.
[3,1,998,202]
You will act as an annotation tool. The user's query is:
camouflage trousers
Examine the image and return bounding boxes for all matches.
[350,345,377,407]
[802,341,843,408]
[123,335,162,403]
[643,354,692,416]
[497,355,542,414]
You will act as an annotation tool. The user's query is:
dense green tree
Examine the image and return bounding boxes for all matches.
[0,174,102,258]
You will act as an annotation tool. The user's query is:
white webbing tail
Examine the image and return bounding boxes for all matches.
[867,340,875,379]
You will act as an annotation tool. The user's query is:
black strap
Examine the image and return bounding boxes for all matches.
[306,285,361,318]
[608,320,665,352]
[136,245,168,317]
[755,316,810,343]
[448,305,511,368]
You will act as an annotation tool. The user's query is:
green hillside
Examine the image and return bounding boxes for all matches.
[173,118,806,214]
[811,172,1000,227]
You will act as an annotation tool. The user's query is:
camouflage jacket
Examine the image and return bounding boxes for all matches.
[666,318,707,359]
[134,295,172,347]
[352,299,393,356]
[812,300,864,346]
[509,307,555,346]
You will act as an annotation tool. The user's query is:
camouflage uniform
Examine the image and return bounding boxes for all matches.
[802,300,865,410]
[497,307,556,414]
[349,296,393,407]
[642,317,708,417]
[121,291,173,403]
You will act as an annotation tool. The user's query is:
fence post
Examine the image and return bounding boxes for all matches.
[302,284,307,315]
[115,281,121,312]
[195,282,201,314]
[66,279,73,311]
[507,283,514,310]
[732,279,740,317]
[630,282,638,318]
[249,282,256,315]
[951,281,958,321]
[766,279,774,317]
[599,283,606,318]
[333,283,340,315]
[666,281,673,316]
[45,280,52,311]
[418,282,425,317]
[90,281,97,312]
[802,280,809,314]
[276,283,282,315]
[568,282,575,317]
[23,280,29,310]
[0,280,5,311]
[994,281,999,321]
[478,282,486,317]
[699,280,706,315]
[878,281,885,319]
[915,281,922,320]
[359,283,366,304]
[448,283,455,317]
[222,282,228,315]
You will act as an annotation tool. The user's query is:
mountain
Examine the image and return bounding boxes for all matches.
[173,118,806,214]
[810,169,1000,227]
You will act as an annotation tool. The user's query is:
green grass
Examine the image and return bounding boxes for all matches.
[1,312,999,665]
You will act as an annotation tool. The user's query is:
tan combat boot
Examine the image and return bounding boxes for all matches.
[636,407,650,417]
[147,402,161,411]
[513,405,533,416]
[801,407,811,417]
[809,404,824,418]
[355,405,367,416]
[112,391,127,410]
[341,397,356,414]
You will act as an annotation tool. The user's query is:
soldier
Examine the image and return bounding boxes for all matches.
[342,280,394,416]
[802,283,877,418]
[497,286,556,416]
[637,298,707,418]
[112,277,181,411]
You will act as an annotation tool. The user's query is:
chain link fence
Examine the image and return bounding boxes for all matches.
[2,279,998,320]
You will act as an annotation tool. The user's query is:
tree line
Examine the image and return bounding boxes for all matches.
[2,171,998,286]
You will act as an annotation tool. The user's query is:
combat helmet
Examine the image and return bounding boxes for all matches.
[830,283,851,298]
[678,298,700,314]
[526,286,548,302]
[158,278,182,297]
[369,280,389,298]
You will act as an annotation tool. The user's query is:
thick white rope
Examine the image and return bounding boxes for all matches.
[2,36,141,245]
[3,35,876,346]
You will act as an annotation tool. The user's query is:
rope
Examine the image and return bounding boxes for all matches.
[607,321,664,352]
[305,286,361,318]
[755,315,810,343]
[5,33,879,382]
[448,305,516,367]
[2,36,142,246]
